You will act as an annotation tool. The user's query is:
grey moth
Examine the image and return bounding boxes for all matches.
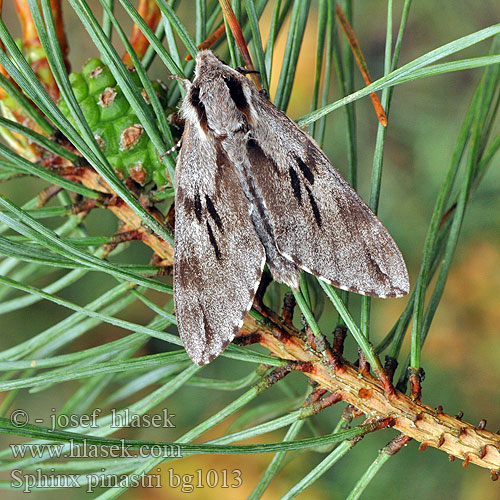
[174,50,409,365]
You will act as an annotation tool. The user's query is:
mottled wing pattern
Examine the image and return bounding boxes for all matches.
[245,97,409,298]
[174,123,266,365]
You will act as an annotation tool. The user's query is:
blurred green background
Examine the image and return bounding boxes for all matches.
[0,1,499,499]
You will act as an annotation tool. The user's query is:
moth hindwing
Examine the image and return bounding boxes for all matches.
[174,50,409,365]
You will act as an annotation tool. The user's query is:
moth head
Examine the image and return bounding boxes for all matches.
[194,50,229,77]
[186,50,260,136]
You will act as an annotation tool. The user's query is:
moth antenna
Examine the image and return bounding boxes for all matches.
[236,67,260,75]
[217,0,261,89]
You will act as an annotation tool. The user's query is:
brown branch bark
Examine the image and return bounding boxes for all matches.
[242,314,500,473]
[77,167,173,262]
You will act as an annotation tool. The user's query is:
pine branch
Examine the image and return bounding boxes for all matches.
[242,312,500,472]
[1,1,500,496]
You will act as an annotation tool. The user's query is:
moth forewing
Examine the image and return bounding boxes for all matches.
[173,119,265,365]
[173,50,409,365]
[245,100,410,298]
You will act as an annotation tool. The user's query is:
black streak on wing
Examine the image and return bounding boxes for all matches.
[365,248,390,284]
[200,305,216,345]
[289,167,302,204]
[246,138,279,175]
[205,194,223,232]
[216,143,229,168]
[214,142,230,191]
[194,193,202,222]
[175,254,200,289]
[295,154,315,184]
[189,85,209,134]
[206,221,222,260]
[305,185,322,227]
[223,75,251,120]
[181,186,196,220]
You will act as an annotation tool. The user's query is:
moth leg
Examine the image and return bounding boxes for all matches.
[168,74,191,91]
[161,138,182,157]
[253,269,273,308]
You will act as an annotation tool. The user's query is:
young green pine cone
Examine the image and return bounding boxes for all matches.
[59,58,174,188]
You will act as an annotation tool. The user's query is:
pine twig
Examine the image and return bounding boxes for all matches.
[243,313,500,473]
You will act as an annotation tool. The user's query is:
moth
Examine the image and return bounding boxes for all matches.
[174,50,409,365]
